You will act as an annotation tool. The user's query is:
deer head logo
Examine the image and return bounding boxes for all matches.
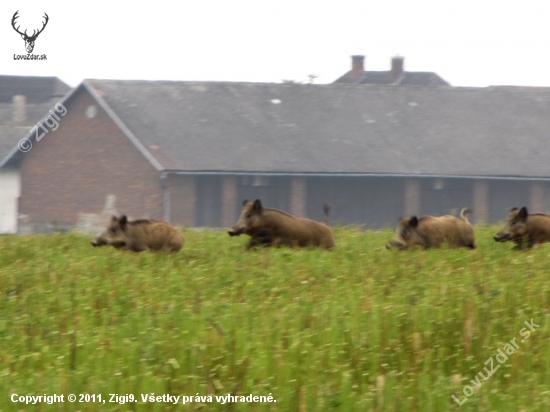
[11,11,49,54]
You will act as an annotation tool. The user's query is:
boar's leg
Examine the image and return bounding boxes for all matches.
[246,230,273,249]
[247,235,273,250]
[246,238,261,249]
[271,237,294,248]
[511,237,528,250]
[126,244,149,252]
[513,236,533,250]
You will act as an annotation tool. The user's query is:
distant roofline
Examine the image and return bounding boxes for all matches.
[334,71,450,84]
[82,79,548,91]
[0,74,71,102]
[162,170,550,181]
[0,74,65,80]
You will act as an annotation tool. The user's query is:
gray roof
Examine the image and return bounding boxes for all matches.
[0,75,71,162]
[5,80,550,179]
[0,75,70,103]
[334,70,450,86]
[0,124,29,163]
[0,101,67,163]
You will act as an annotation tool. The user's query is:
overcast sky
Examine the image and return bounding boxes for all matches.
[1,0,549,88]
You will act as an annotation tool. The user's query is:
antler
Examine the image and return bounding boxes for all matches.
[11,11,49,40]
[11,11,26,37]
[29,13,49,40]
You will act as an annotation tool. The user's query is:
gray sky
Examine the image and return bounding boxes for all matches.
[1,0,549,88]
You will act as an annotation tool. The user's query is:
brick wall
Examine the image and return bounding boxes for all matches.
[220,176,238,227]
[168,175,197,226]
[530,182,546,213]
[473,180,489,223]
[404,178,420,217]
[20,87,163,225]
[290,177,306,218]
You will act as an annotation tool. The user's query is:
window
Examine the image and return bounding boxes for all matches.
[85,105,97,119]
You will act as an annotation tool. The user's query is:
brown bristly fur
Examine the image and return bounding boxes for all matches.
[494,207,550,249]
[93,215,183,252]
[229,200,335,249]
[387,208,475,250]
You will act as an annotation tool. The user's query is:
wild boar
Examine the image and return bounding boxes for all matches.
[228,199,335,249]
[91,215,183,252]
[386,208,476,250]
[494,207,550,249]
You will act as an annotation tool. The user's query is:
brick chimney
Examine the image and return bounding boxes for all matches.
[390,56,404,82]
[12,95,27,123]
[350,55,365,82]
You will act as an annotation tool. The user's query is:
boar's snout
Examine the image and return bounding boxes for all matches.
[91,238,107,247]
[386,239,406,250]
[494,234,506,242]
[228,227,244,237]
[494,231,510,242]
[91,233,109,247]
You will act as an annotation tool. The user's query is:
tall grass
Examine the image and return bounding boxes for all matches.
[0,226,549,411]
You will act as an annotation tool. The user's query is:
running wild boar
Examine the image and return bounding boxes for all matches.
[91,215,183,252]
[386,208,475,250]
[228,199,335,249]
[494,207,550,249]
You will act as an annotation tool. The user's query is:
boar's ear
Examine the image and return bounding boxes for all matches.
[518,207,528,221]
[510,207,518,212]
[119,215,128,229]
[242,199,248,206]
[409,216,419,228]
[252,199,263,214]
[111,215,118,222]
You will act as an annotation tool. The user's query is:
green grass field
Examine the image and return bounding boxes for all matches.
[0,226,549,411]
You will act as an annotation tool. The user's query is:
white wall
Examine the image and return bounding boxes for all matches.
[0,169,21,234]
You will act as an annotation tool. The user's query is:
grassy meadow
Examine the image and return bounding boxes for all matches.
[0,226,549,411]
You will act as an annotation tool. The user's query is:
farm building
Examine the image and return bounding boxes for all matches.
[0,75,70,233]
[2,68,550,231]
[334,55,450,86]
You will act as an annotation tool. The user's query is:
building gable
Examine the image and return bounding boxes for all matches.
[16,85,163,225]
